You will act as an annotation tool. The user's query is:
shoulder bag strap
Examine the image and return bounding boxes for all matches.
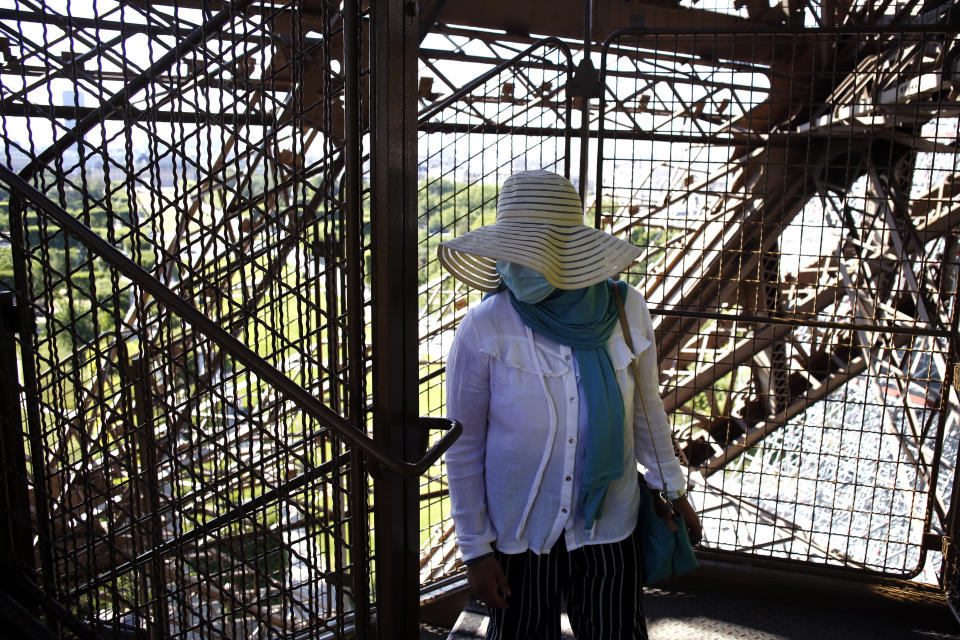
[610,282,672,502]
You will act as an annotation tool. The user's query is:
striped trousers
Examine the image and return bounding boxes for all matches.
[486,525,648,640]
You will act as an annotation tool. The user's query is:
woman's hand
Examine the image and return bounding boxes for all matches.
[649,488,679,532]
[466,556,511,608]
[673,494,703,546]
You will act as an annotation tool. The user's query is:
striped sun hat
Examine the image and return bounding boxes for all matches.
[437,170,641,292]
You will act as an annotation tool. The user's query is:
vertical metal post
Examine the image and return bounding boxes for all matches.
[343,0,372,636]
[578,0,593,204]
[593,36,610,230]
[0,291,34,580]
[371,0,424,638]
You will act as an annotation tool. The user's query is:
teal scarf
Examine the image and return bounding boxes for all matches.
[507,279,628,529]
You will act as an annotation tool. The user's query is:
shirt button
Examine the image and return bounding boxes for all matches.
[561,508,568,514]
[569,396,576,402]
[569,438,575,444]
[565,355,571,361]
[565,476,572,481]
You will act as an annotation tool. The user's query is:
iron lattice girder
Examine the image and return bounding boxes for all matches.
[0,3,362,137]
[428,0,789,66]
[588,14,958,465]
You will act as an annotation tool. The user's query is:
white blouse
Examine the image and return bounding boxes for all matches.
[444,285,686,562]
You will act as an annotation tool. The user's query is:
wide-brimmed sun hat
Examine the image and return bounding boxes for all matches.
[437,169,642,292]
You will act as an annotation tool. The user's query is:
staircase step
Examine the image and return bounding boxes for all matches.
[447,598,575,639]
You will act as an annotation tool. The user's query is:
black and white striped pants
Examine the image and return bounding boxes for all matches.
[486,525,648,640]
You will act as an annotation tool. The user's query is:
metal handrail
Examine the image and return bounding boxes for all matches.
[0,165,461,477]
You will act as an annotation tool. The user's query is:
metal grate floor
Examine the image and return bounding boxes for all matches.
[446,587,960,639]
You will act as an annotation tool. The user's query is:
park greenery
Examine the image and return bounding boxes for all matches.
[0,180,152,357]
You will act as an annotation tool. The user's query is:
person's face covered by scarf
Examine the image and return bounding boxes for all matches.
[496,260,556,303]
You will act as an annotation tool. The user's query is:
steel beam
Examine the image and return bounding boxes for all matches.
[434,0,789,66]
[371,0,425,638]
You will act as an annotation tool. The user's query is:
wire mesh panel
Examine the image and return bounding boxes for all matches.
[596,5,960,581]
[946,403,960,619]
[0,1,376,636]
[416,39,575,590]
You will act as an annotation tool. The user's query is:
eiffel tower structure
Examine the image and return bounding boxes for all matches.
[0,0,959,637]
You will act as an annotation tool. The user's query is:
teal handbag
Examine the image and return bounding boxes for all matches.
[611,283,699,586]
[637,476,699,585]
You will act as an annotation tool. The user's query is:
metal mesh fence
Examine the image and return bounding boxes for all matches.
[596,18,960,580]
[0,1,377,636]
[416,39,575,588]
[416,1,960,591]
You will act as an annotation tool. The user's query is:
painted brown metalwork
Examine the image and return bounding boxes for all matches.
[1,0,960,636]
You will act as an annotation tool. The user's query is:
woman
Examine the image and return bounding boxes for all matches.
[440,169,702,640]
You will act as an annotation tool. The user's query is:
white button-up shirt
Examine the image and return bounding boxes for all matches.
[444,285,686,562]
